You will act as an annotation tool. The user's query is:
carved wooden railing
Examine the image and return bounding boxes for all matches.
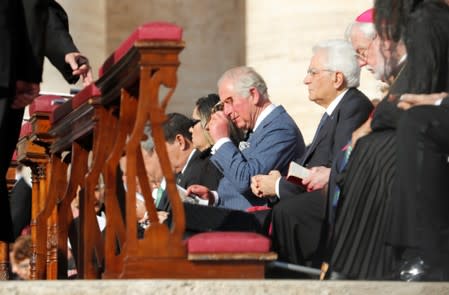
[16,95,70,280]
[42,21,274,280]
[46,22,185,279]
[0,154,18,280]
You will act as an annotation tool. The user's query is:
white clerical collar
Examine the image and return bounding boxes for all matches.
[326,89,349,116]
[253,104,277,132]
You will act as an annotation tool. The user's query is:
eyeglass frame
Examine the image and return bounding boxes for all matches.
[212,87,257,114]
[211,100,224,113]
[355,35,376,62]
[306,68,334,77]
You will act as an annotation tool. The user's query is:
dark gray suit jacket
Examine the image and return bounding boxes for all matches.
[0,0,79,89]
[279,88,373,200]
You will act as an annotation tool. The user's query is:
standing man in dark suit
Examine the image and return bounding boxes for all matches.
[45,1,93,85]
[0,0,91,242]
[187,66,305,211]
[251,39,373,266]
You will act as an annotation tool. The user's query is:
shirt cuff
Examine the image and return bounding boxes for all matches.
[435,98,443,106]
[275,176,281,198]
[197,198,209,206]
[211,137,231,154]
[211,190,219,206]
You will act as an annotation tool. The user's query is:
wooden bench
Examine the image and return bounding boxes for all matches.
[43,21,275,280]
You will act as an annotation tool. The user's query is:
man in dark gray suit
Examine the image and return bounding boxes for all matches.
[251,40,373,266]
[0,0,91,242]
[187,66,305,211]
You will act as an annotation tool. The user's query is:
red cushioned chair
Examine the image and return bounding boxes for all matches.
[187,231,276,261]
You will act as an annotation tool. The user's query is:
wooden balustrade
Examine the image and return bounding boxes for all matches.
[23,21,275,280]
[0,155,17,280]
[15,95,70,280]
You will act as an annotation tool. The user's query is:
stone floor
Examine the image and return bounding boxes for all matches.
[1,280,449,295]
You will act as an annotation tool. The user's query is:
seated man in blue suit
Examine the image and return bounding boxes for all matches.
[251,39,373,267]
[187,66,305,211]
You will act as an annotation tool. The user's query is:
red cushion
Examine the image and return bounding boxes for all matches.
[187,232,271,253]
[71,83,101,109]
[50,100,72,124]
[99,22,183,76]
[19,122,32,138]
[246,206,271,213]
[29,95,62,116]
[51,84,101,123]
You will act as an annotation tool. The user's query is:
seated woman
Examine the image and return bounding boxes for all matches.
[188,93,243,188]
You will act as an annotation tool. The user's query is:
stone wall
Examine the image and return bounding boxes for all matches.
[245,0,382,141]
[41,0,382,143]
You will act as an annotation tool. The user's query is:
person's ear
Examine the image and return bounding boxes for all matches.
[333,72,345,89]
[250,87,261,105]
[175,134,189,151]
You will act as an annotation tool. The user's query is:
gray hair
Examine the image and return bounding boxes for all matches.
[313,39,360,88]
[141,123,155,152]
[344,22,376,42]
[217,66,269,100]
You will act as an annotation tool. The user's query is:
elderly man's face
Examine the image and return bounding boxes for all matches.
[141,147,163,190]
[350,25,375,67]
[303,50,337,108]
[365,36,389,81]
[218,78,253,130]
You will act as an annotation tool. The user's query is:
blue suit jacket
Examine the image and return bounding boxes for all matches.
[211,105,305,210]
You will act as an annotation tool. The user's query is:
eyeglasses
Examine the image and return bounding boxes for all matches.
[211,101,224,113]
[17,260,30,269]
[355,37,375,62]
[306,68,334,77]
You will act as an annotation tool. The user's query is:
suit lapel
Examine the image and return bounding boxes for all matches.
[177,149,201,188]
[301,89,355,166]
[248,106,284,144]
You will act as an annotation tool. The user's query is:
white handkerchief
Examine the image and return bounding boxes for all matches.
[239,141,250,151]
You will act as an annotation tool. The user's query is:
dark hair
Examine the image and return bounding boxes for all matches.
[195,94,220,128]
[162,113,193,143]
[194,94,244,147]
[13,235,32,262]
[375,0,449,94]
[374,0,425,41]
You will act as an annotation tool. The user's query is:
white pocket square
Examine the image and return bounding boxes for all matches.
[239,141,250,151]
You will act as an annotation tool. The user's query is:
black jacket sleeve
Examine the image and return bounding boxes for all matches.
[45,0,79,84]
